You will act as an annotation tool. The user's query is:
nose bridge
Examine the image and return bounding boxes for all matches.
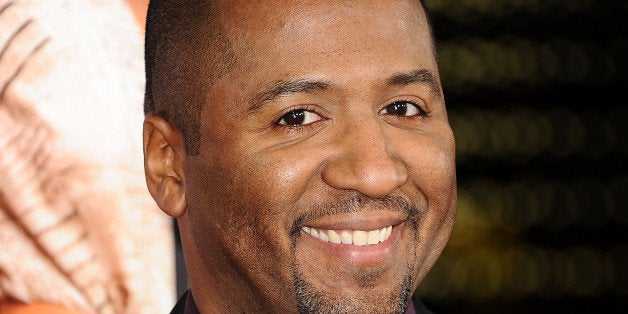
[348,114,388,161]
[322,112,408,198]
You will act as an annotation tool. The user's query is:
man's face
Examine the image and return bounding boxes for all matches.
[181,0,456,312]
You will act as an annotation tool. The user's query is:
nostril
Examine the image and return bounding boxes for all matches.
[393,160,409,186]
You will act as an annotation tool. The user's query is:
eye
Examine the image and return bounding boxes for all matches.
[277,109,323,126]
[380,100,425,117]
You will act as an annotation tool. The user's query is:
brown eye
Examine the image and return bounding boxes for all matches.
[278,109,323,126]
[380,101,423,117]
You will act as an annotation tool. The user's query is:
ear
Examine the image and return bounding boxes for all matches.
[143,114,187,217]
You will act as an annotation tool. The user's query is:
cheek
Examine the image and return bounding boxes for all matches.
[184,148,308,293]
[401,132,456,199]
[189,138,328,253]
[243,144,327,211]
[399,132,457,248]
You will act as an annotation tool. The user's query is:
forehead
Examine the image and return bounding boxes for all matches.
[220,0,427,32]
[211,0,436,96]
[220,0,431,55]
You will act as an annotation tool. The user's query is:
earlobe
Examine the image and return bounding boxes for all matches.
[143,114,187,217]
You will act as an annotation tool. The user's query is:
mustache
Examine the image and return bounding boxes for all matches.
[291,193,422,237]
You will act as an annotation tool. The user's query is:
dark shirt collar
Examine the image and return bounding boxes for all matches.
[169,291,199,314]
[184,291,200,314]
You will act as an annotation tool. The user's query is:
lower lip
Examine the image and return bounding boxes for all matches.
[300,223,403,266]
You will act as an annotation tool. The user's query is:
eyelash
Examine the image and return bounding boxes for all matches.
[271,98,428,133]
[272,105,324,133]
[381,99,429,119]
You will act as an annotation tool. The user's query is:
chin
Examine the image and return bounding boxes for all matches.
[292,266,414,314]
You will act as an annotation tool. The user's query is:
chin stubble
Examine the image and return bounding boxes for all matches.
[292,265,414,314]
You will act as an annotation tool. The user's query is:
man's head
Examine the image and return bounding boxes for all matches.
[143,0,456,312]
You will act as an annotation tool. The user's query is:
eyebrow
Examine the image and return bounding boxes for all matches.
[248,68,441,112]
[386,69,442,97]
[249,79,330,111]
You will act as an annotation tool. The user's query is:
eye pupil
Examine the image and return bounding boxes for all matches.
[388,102,408,115]
[282,110,306,125]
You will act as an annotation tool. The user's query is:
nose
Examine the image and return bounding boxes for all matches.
[321,117,408,198]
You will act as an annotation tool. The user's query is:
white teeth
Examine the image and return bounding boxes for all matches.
[301,226,393,246]
[328,230,341,244]
[379,228,387,242]
[367,230,380,245]
[319,231,329,242]
[353,230,367,245]
[340,231,352,244]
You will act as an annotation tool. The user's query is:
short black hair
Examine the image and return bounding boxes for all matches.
[144,0,433,155]
[144,0,234,155]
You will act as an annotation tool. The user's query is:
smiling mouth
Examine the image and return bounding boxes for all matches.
[301,226,393,246]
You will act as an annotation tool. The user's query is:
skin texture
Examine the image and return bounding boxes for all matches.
[143,0,457,312]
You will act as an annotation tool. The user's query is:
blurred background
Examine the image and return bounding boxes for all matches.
[416,0,628,313]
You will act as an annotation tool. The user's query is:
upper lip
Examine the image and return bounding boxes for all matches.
[301,210,408,231]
